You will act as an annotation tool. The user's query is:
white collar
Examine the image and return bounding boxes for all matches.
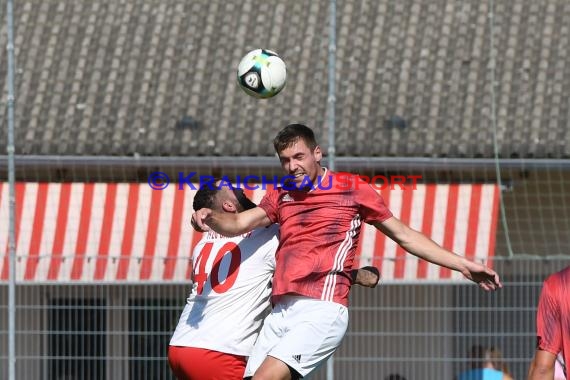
[309,167,327,192]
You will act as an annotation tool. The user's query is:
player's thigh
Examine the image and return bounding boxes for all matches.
[270,300,349,377]
[168,345,246,380]
[251,355,297,380]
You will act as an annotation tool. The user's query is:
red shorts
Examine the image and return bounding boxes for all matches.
[168,345,247,380]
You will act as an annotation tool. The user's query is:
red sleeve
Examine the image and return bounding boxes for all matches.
[536,277,562,355]
[355,183,393,224]
[258,187,279,224]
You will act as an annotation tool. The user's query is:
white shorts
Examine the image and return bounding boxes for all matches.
[244,295,349,378]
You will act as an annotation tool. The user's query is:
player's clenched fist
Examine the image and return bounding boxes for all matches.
[191,208,213,232]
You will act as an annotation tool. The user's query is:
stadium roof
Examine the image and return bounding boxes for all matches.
[0,0,569,159]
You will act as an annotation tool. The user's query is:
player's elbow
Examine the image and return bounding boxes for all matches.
[375,218,413,246]
[394,227,419,250]
[534,364,552,376]
[528,360,553,379]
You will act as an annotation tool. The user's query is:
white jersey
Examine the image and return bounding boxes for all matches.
[169,225,278,356]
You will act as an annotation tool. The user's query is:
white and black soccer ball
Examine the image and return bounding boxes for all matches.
[237,49,286,99]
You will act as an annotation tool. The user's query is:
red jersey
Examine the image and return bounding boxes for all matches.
[258,171,392,306]
[536,265,570,373]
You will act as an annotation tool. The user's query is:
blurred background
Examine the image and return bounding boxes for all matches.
[0,0,569,379]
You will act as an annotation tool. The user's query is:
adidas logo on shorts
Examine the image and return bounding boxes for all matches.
[292,354,301,363]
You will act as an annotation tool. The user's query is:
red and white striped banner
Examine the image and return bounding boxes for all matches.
[355,183,499,282]
[0,182,499,283]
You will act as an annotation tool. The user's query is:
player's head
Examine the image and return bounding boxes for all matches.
[273,123,318,153]
[193,180,256,213]
[484,346,509,373]
[273,124,323,186]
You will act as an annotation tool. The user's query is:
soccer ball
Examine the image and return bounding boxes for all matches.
[237,49,286,99]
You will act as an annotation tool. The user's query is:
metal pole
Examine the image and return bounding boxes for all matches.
[488,0,513,257]
[6,0,17,378]
[326,0,337,173]
[326,0,336,379]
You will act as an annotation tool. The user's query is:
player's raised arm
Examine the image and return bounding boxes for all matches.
[528,349,556,380]
[374,216,502,291]
[192,206,272,236]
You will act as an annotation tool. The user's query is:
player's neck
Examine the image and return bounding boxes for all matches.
[304,167,327,192]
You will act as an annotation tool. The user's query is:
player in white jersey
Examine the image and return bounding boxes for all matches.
[169,181,380,380]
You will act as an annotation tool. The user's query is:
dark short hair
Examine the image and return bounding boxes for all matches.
[273,123,318,153]
[192,180,256,212]
[192,183,219,211]
[384,375,406,380]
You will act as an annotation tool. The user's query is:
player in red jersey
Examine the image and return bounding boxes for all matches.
[192,124,502,380]
[528,265,570,380]
[170,181,380,380]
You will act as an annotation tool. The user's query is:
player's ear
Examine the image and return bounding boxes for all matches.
[313,145,323,161]
[221,200,238,213]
